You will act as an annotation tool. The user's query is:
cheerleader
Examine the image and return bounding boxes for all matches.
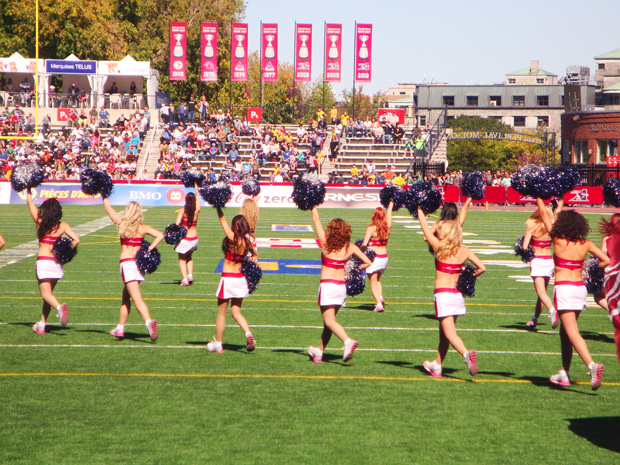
[418,206,485,378]
[537,198,608,390]
[207,206,257,353]
[175,186,201,286]
[240,197,259,238]
[307,206,372,363]
[104,198,163,341]
[361,201,393,312]
[600,214,620,366]
[428,197,472,237]
[27,189,79,334]
[522,201,562,328]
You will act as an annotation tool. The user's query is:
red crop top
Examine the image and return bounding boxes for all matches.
[369,239,388,247]
[225,251,244,263]
[120,237,143,247]
[39,235,58,245]
[321,254,347,269]
[435,260,462,274]
[553,255,584,270]
[532,238,552,248]
[182,219,197,227]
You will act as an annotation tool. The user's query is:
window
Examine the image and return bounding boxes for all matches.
[574,140,588,164]
[419,116,426,126]
[513,116,526,127]
[489,96,502,106]
[508,78,516,84]
[598,63,606,70]
[537,95,549,106]
[562,140,571,164]
[598,140,619,163]
[443,96,454,106]
[466,96,478,106]
[536,78,545,84]
[513,95,525,106]
[537,116,549,128]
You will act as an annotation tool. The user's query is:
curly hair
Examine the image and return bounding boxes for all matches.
[600,213,620,237]
[324,218,351,254]
[525,204,554,234]
[118,201,143,239]
[435,220,462,261]
[440,202,458,221]
[184,193,196,227]
[370,207,389,240]
[240,198,259,233]
[550,210,590,242]
[37,198,62,241]
[222,214,254,256]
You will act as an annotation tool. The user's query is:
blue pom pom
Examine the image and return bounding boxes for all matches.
[603,179,620,207]
[379,185,404,211]
[404,182,442,218]
[164,224,187,245]
[554,165,580,198]
[80,169,114,198]
[242,178,261,197]
[51,237,77,265]
[241,258,262,294]
[292,175,326,211]
[346,269,366,297]
[582,256,604,294]
[456,263,477,297]
[461,172,486,200]
[514,235,535,263]
[199,179,233,207]
[180,168,205,188]
[135,240,161,274]
[354,239,376,263]
[511,164,576,200]
[10,163,45,192]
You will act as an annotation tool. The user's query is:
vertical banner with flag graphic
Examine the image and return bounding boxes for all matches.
[200,23,218,82]
[261,23,278,82]
[231,23,248,82]
[295,24,312,82]
[169,22,187,81]
[354,23,372,82]
[324,23,342,82]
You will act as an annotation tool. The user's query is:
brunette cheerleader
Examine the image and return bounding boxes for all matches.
[175,186,201,286]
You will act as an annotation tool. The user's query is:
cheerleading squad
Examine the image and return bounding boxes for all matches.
[9,163,620,391]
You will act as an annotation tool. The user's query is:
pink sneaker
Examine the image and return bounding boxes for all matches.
[110,326,125,338]
[373,302,384,313]
[57,303,68,326]
[308,346,323,363]
[590,363,604,391]
[246,333,256,352]
[343,339,358,362]
[525,319,537,328]
[423,360,442,378]
[148,319,158,342]
[465,350,478,376]
[549,308,559,330]
[549,370,570,387]
[32,322,45,334]
[188,274,194,284]
[180,279,190,286]
[207,338,224,353]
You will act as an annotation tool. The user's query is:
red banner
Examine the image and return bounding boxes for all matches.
[261,23,278,82]
[378,108,405,124]
[458,186,507,204]
[324,23,342,82]
[231,23,248,82]
[200,23,218,82]
[354,23,372,82]
[295,24,312,82]
[169,22,187,81]
[437,185,460,203]
[247,107,262,123]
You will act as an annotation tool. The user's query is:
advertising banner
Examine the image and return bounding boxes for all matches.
[200,23,218,82]
[231,23,249,82]
[169,22,187,81]
[324,23,342,82]
[295,24,312,82]
[45,60,96,74]
[354,23,372,82]
[459,186,507,204]
[261,23,278,82]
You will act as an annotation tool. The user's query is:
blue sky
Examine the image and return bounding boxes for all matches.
[244,0,619,96]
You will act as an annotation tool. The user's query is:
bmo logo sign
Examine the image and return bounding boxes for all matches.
[166,188,186,204]
[248,107,262,123]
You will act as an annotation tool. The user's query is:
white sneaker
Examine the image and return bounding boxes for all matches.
[56,303,68,326]
[180,278,190,286]
[110,326,125,338]
[464,350,478,376]
[343,339,359,362]
[423,360,442,378]
[188,274,194,284]
[549,370,570,387]
[373,302,384,313]
[308,346,323,363]
[549,308,559,329]
[207,338,223,353]
[32,321,45,334]
[146,319,158,342]
[589,363,604,391]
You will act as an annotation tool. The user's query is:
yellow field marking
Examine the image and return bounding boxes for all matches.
[0,372,617,386]
[0,295,535,307]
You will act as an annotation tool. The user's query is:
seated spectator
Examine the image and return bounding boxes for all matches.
[227,144,239,162]
[375,171,387,185]
[351,164,359,177]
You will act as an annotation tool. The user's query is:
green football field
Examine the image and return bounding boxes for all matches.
[0,204,618,464]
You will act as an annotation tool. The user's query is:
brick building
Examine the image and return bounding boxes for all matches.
[561,111,620,164]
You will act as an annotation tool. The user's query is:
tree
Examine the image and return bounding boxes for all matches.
[446,116,545,171]
[341,85,387,121]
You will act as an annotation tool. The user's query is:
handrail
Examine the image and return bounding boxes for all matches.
[139,126,158,180]
[407,107,447,177]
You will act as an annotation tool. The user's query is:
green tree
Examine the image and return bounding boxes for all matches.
[341,85,387,121]
[447,116,544,171]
